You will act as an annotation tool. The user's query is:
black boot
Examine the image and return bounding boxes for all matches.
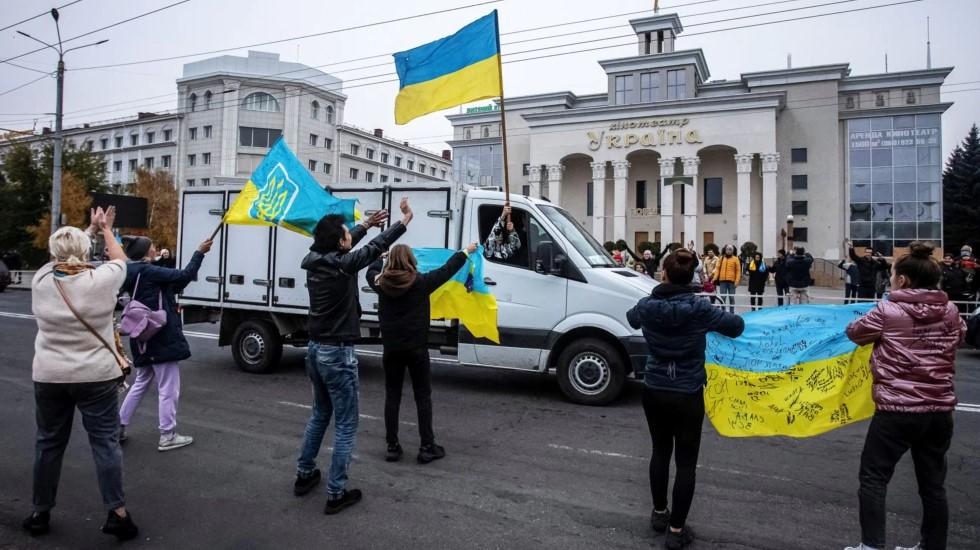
[22,511,50,536]
[294,468,321,496]
[324,489,363,515]
[101,510,139,541]
[650,508,670,533]
[417,444,446,464]
[385,443,403,462]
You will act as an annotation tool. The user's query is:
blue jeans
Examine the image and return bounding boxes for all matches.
[297,341,359,498]
[717,281,736,313]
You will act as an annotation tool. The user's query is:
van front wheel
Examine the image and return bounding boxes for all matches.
[231,320,282,374]
[556,338,626,405]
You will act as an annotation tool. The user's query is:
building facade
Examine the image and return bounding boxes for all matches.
[447,12,952,259]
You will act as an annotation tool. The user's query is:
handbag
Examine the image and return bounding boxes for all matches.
[119,272,167,353]
[53,277,133,385]
[702,279,716,293]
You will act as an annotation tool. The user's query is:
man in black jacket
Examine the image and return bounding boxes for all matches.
[848,241,888,300]
[294,198,413,515]
[785,247,814,305]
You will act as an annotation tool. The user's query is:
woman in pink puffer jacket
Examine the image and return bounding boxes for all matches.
[843,242,966,550]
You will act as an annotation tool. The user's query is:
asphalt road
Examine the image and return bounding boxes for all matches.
[0,289,978,550]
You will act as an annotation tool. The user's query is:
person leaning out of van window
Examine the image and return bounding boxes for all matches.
[484,204,521,261]
[25,206,139,540]
[367,241,478,464]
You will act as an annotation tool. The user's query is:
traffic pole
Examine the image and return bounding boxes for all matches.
[51,55,64,235]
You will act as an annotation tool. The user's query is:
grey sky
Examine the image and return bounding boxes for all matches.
[1,0,977,161]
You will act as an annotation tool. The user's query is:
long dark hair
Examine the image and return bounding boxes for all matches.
[893,241,942,289]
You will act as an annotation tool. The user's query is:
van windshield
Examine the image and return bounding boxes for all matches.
[538,205,616,267]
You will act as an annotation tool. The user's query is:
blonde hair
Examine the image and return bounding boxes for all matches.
[48,226,91,264]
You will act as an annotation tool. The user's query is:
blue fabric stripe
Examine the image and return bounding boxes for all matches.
[393,11,498,89]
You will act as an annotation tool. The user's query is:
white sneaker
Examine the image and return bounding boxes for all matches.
[844,545,880,550]
[158,432,194,452]
[894,545,921,550]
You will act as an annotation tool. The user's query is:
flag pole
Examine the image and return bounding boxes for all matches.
[493,10,510,205]
[209,220,223,242]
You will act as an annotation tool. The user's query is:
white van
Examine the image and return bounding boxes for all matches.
[177,183,655,404]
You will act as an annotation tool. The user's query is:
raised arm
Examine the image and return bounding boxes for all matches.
[846,303,886,345]
[703,305,745,338]
[849,246,861,263]
[366,257,383,294]
[626,298,646,330]
[421,249,470,293]
[338,199,412,273]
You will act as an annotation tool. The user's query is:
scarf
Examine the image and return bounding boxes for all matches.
[749,259,767,273]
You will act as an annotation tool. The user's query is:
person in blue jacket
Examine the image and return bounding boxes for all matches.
[118,236,213,452]
[627,248,744,550]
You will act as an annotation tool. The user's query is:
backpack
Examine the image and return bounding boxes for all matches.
[119,272,167,352]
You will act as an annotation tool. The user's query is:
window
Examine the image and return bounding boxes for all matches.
[419,162,426,173]
[464,127,472,140]
[614,75,633,105]
[323,163,331,174]
[349,168,359,180]
[394,156,402,167]
[394,178,402,183]
[242,92,280,112]
[792,227,808,242]
[162,155,171,168]
[187,179,195,187]
[640,72,660,102]
[522,184,530,195]
[204,90,212,110]
[202,152,211,165]
[189,127,198,140]
[792,200,808,215]
[114,136,123,148]
[188,154,196,166]
[146,131,155,144]
[325,105,334,124]
[477,205,535,269]
[791,148,807,163]
[188,93,197,112]
[129,159,138,171]
[114,160,122,172]
[239,127,282,148]
[703,178,723,214]
[845,95,856,109]
[380,174,389,183]
[130,134,139,146]
[350,144,359,155]
[310,134,318,146]
[441,169,447,179]
[84,140,93,151]
[366,148,374,160]
[430,167,436,176]
[792,175,808,189]
[309,159,317,171]
[905,90,917,105]
[204,125,212,138]
[100,138,108,150]
[522,163,530,176]
[99,161,107,173]
[875,92,886,107]
[636,180,647,209]
[482,126,490,138]
[324,138,333,150]
[667,69,687,100]
[407,159,414,170]
[586,181,594,216]
[201,178,210,186]
[311,100,320,119]
[144,157,154,169]
[381,152,389,163]
[365,171,374,182]
[163,129,172,141]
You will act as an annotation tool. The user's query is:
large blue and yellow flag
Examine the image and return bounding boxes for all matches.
[414,247,499,343]
[392,11,502,124]
[224,137,357,236]
[705,304,876,438]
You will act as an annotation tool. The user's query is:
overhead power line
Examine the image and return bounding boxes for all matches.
[0,74,50,98]
[0,0,84,33]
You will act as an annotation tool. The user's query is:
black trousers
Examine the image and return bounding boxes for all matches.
[859,410,953,550]
[775,283,789,306]
[749,290,764,310]
[844,284,859,304]
[382,347,435,447]
[857,286,876,300]
[642,386,704,530]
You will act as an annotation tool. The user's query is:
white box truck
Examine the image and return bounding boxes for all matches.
[177,183,655,404]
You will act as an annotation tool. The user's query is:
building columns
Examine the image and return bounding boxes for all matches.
[761,152,780,258]
[735,153,754,247]
[658,157,676,245]
[611,160,630,242]
[682,156,700,249]
[528,165,542,199]
[590,161,607,241]
[545,164,563,206]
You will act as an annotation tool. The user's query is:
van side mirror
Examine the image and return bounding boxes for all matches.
[535,242,554,274]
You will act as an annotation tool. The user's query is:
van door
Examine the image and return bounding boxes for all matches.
[466,200,568,370]
[178,191,225,301]
[271,227,313,309]
[223,191,272,305]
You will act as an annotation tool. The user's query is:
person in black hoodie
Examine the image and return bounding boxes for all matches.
[627,249,744,549]
[293,199,411,515]
[848,240,888,300]
[367,242,478,464]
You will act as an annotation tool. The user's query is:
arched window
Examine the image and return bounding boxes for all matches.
[311,100,320,120]
[242,92,281,112]
[482,126,490,138]
[188,93,197,112]
[204,90,213,110]
[464,128,472,139]
[326,105,334,124]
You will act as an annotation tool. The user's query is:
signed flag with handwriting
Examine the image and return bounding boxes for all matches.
[413,247,499,344]
[704,304,876,438]
[224,137,358,236]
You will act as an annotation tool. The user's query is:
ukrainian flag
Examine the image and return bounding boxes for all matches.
[224,137,357,236]
[393,11,502,125]
[414,246,499,343]
[704,304,876,438]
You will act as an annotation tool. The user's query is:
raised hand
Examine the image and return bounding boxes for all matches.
[101,206,117,232]
[365,210,389,228]
[465,242,478,254]
[400,197,413,225]
[198,239,214,254]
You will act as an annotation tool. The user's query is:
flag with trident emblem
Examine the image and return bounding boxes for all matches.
[224,137,358,236]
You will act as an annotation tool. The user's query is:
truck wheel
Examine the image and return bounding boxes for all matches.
[556,338,626,405]
[231,320,282,374]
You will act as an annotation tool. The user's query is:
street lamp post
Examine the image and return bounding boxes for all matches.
[16,8,107,234]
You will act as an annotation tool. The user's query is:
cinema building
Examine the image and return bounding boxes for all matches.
[447,11,952,259]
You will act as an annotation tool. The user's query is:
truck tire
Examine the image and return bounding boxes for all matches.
[556,338,626,406]
[231,320,282,374]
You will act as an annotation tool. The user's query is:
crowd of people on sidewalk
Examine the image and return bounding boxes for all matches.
[21,201,971,549]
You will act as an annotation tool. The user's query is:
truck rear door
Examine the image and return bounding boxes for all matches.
[223,190,272,305]
[178,190,225,302]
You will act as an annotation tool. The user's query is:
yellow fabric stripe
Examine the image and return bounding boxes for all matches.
[429,279,499,343]
[394,54,501,125]
[224,181,271,228]
[704,344,874,438]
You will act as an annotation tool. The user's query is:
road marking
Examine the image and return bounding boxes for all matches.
[0,311,35,320]
[547,443,643,460]
[184,330,218,340]
[277,400,417,426]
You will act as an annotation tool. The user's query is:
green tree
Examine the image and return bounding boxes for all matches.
[942,124,980,252]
